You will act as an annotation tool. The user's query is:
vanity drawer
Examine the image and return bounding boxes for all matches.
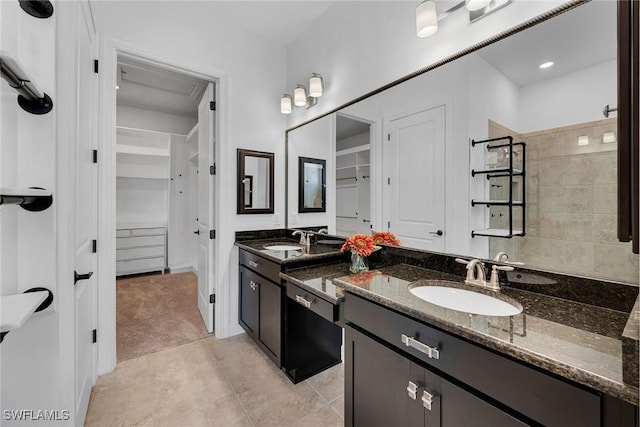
[345,293,600,427]
[116,245,165,261]
[286,282,338,322]
[239,249,280,283]
[116,235,165,249]
[132,227,165,237]
[116,257,165,275]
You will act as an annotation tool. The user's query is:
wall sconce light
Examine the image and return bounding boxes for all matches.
[602,131,616,144]
[416,1,438,38]
[280,73,325,114]
[416,0,511,38]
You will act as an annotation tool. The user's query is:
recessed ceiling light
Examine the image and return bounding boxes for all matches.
[539,61,554,69]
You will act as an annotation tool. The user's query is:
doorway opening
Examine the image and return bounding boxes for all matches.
[335,114,372,236]
[114,55,217,362]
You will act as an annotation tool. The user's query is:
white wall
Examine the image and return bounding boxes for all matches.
[518,60,617,133]
[93,1,288,347]
[285,0,566,127]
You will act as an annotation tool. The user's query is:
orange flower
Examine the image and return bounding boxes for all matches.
[341,234,375,257]
[371,231,401,246]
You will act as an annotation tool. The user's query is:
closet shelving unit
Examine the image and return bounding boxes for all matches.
[116,126,171,180]
[336,144,371,235]
[470,136,526,239]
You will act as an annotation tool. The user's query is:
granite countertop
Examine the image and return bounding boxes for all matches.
[235,238,345,264]
[287,262,639,406]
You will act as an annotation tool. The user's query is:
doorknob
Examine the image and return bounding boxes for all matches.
[430,230,443,236]
[74,270,93,285]
[194,230,200,235]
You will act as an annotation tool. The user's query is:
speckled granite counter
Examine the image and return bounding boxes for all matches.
[280,262,351,304]
[235,238,345,265]
[285,262,639,406]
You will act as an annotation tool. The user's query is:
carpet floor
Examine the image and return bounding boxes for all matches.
[116,271,211,362]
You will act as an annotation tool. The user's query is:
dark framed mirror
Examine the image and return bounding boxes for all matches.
[298,157,326,213]
[237,149,274,214]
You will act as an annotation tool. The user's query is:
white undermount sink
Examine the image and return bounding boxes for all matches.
[409,281,522,317]
[263,244,303,251]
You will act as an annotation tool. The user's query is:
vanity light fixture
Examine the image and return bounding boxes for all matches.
[578,135,589,146]
[280,74,324,114]
[539,61,554,69]
[602,131,616,144]
[416,1,438,38]
[280,94,292,115]
[466,0,492,12]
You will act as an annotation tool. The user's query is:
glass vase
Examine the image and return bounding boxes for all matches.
[350,251,369,274]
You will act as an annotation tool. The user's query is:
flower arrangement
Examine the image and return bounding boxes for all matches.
[340,233,376,257]
[371,231,401,246]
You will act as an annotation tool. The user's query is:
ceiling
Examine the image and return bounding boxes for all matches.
[477,0,616,87]
[336,114,370,141]
[116,57,209,118]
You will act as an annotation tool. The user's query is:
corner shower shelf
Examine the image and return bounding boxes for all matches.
[0,288,53,343]
[0,187,53,211]
[470,136,526,239]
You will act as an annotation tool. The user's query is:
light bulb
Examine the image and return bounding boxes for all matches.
[416,1,438,38]
[309,74,323,98]
[294,85,307,107]
[280,94,292,114]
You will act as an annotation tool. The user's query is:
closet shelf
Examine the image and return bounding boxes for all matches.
[0,187,53,211]
[116,144,169,157]
[0,289,53,343]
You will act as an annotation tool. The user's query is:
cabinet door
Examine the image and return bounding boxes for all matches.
[346,326,424,427]
[258,278,282,362]
[239,266,259,337]
[438,376,527,427]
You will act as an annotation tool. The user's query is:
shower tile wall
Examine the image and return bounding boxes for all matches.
[489,118,639,285]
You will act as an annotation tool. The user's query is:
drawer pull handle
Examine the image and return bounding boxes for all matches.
[249,260,260,268]
[295,294,312,308]
[249,280,258,291]
[422,390,434,410]
[401,334,440,359]
[407,381,419,400]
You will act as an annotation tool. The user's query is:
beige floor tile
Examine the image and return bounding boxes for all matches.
[329,395,345,418]
[291,404,344,427]
[305,363,344,402]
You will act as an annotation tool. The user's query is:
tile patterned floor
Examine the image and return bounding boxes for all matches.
[85,334,344,426]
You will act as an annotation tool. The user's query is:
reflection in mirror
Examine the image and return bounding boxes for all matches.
[285,1,638,284]
[237,149,274,214]
[299,157,326,212]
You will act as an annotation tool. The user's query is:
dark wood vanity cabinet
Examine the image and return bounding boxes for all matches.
[239,252,282,366]
[345,293,636,427]
[346,326,526,427]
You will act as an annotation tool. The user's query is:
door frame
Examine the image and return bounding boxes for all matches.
[96,38,227,374]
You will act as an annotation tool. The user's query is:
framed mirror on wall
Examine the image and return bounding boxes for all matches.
[237,149,274,214]
[284,0,640,285]
[298,157,326,213]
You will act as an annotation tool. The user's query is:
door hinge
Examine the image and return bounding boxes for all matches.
[388,221,391,228]
[210,101,216,111]
[210,294,216,304]
[210,164,216,175]
[387,133,390,141]
[92,149,98,163]
[92,329,97,343]
[92,239,97,253]
[387,177,391,185]
[210,230,216,239]
[93,59,99,74]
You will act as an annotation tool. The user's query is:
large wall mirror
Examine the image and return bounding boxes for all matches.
[298,157,326,213]
[286,1,639,285]
[237,149,274,214]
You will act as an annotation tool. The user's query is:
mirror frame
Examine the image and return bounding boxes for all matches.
[298,156,327,213]
[237,148,274,214]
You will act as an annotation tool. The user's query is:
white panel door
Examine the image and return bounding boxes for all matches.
[197,83,216,332]
[385,105,446,250]
[74,9,97,425]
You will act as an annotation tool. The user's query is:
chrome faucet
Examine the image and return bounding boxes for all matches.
[488,265,514,291]
[292,230,309,246]
[455,258,487,288]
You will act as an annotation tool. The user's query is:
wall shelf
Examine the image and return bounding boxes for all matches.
[0,187,53,211]
[470,136,526,239]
